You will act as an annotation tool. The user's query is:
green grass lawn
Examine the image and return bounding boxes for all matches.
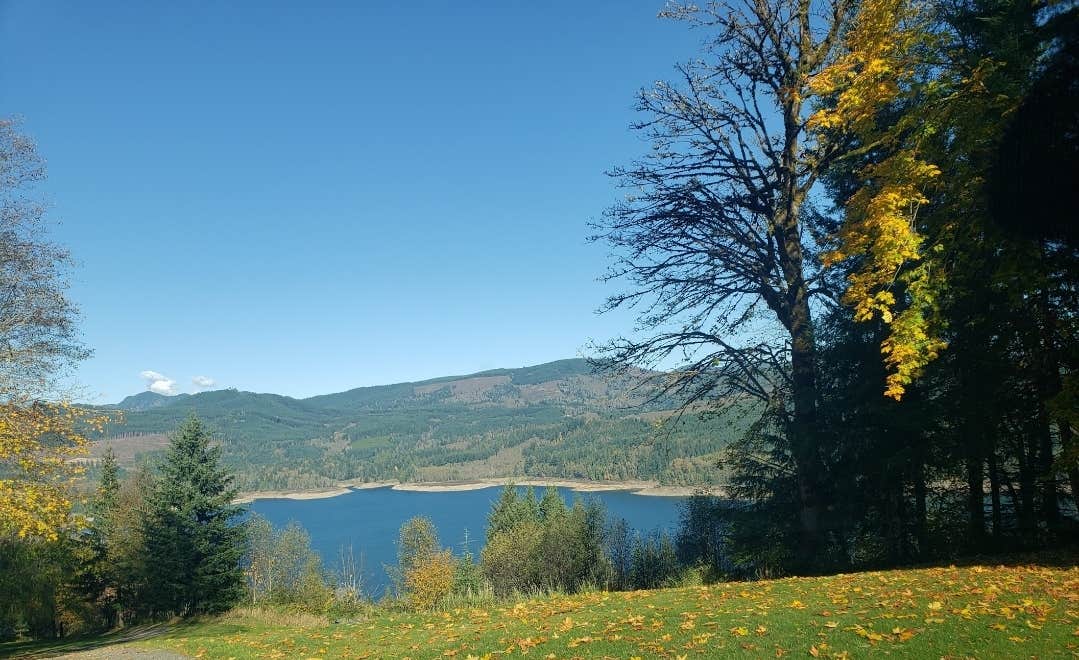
[7,562,1077,659]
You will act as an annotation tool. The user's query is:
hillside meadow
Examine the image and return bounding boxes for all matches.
[5,561,1076,659]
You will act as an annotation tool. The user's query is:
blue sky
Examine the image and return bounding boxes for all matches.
[1,1,702,401]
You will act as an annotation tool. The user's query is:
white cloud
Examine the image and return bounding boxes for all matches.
[192,375,216,390]
[140,370,177,395]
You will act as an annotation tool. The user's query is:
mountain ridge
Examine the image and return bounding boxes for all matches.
[110,390,191,411]
[107,358,599,410]
[92,358,746,491]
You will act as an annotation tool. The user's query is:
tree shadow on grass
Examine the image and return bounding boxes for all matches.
[918,547,1079,571]
[0,621,194,658]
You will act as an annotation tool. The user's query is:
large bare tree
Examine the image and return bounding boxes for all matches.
[0,118,96,540]
[0,118,89,401]
[594,0,855,558]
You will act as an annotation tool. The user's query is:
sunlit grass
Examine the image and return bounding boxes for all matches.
[129,562,1079,659]
[6,562,1076,658]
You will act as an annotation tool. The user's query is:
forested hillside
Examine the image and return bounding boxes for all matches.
[91,359,749,490]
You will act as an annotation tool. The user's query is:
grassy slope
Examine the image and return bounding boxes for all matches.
[13,562,1075,659]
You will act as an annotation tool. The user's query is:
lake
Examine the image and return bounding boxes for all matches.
[249,485,688,597]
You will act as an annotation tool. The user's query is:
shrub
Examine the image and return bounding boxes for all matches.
[404,551,455,610]
[481,520,544,596]
[390,516,440,596]
[452,550,484,598]
[629,531,682,589]
[243,517,333,613]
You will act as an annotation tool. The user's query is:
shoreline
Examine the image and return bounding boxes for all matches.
[234,478,725,503]
[233,487,353,504]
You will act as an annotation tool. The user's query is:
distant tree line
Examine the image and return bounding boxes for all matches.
[128,408,744,493]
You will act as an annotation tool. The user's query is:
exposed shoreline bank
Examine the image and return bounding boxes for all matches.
[234,478,725,503]
[233,487,353,504]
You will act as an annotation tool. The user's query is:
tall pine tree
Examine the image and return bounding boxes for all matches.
[143,416,245,616]
[80,447,122,627]
[92,447,120,527]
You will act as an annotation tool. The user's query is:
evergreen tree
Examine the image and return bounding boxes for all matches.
[92,448,120,526]
[521,486,540,521]
[143,416,245,616]
[482,488,611,595]
[538,486,566,521]
[80,447,122,628]
[629,532,681,590]
[486,485,539,541]
[486,485,519,541]
[675,494,726,576]
[606,518,632,591]
[452,530,482,598]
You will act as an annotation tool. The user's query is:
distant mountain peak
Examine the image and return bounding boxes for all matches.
[114,390,190,411]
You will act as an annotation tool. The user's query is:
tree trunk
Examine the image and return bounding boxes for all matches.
[1062,420,1079,509]
[1035,280,1061,528]
[913,456,928,559]
[965,451,985,548]
[897,477,910,562]
[988,448,1003,543]
[958,358,986,546]
[1016,435,1037,540]
[786,253,827,569]
[1036,406,1059,528]
[774,143,827,569]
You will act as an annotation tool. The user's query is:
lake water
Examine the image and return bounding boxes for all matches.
[249,485,688,597]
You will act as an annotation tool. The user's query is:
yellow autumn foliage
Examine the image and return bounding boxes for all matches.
[404,549,456,610]
[810,0,942,399]
[0,401,107,540]
[808,0,926,135]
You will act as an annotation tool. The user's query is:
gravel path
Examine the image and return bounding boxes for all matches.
[9,624,189,659]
